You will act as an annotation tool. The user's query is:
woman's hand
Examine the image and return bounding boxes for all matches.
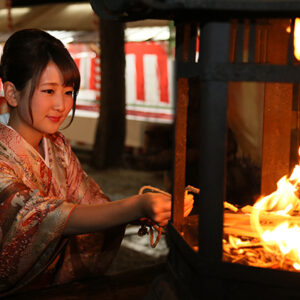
[140,191,194,227]
[140,192,171,227]
[184,192,194,217]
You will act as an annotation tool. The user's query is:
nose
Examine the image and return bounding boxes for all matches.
[53,93,65,112]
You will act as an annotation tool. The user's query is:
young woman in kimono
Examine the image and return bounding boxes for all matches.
[0,29,194,296]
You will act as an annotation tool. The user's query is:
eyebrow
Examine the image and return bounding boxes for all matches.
[40,82,73,88]
[40,82,59,86]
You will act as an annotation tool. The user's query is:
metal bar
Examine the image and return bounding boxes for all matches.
[242,19,251,63]
[255,20,268,64]
[248,20,256,63]
[197,21,230,261]
[172,22,190,231]
[177,62,300,82]
[235,20,244,63]
[261,83,293,195]
[229,19,238,63]
[172,77,189,231]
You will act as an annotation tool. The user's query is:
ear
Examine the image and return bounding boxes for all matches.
[3,81,18,107]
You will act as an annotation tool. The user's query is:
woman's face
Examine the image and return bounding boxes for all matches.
[13,61,74,139]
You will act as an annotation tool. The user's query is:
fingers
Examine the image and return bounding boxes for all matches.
[183,193,194,217]
[152,211,171,227]
[184,197,194,209]
[143,191,195,226]
[143,192,171,226]
[184,205,193,217]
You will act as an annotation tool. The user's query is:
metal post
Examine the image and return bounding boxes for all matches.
[198,21,231,261]
[172,22,191,231]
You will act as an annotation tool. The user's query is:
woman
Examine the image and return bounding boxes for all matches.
[0,29,193,296]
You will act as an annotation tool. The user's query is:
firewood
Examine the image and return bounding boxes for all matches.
[223,211,300,238]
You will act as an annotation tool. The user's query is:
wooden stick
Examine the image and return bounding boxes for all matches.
[224,211,300,238]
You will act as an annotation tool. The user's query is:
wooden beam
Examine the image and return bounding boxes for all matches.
[11,0,86,7]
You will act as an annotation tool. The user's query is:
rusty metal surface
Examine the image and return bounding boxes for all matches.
[261,83,293,195]
[172,77,189,231]
[171,24,190,232]
[259,19,293,195]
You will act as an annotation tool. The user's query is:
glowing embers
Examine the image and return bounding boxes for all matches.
[223,149,300,271]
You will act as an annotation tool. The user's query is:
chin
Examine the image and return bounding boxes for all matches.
[42,127,60,135]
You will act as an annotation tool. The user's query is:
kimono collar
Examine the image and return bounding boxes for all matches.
[0,123,48,166]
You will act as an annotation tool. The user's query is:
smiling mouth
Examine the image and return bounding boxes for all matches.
[47,116,61,123]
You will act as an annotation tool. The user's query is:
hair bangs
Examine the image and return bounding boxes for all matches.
[51,46,80,95]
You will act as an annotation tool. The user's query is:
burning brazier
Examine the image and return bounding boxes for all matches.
[170,17,300,300]
[90,1,300,299]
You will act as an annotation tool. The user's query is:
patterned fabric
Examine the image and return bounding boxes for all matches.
[0,123,124,296]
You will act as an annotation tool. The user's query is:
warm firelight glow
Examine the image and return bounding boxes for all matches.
[250,150,300,270]
[224,146,300,271]
[294,18,300,60]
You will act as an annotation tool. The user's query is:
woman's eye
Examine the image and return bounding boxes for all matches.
[65,91,73,96]
[42,89,54,94]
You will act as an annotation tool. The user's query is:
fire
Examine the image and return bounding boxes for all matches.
[250,162,300,270]
[294,18,300,61]
[287,18,300,61]
[224,147,300,271]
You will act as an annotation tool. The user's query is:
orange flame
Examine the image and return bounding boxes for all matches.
[250,153,300,270]
[294,18,300,61]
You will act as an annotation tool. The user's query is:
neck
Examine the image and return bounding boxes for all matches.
[8,117,43,151]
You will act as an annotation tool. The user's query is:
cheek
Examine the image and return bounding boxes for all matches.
[65,99,74,114]
[31,98,48,120]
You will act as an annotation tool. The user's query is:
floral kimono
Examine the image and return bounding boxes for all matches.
[0,123,124,296]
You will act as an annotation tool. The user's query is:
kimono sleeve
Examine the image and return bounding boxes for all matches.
[0,163,76,292]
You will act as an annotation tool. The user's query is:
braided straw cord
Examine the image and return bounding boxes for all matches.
[137,185,199,248]
[138,186,169,248]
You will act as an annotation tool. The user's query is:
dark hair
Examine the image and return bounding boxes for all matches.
[0,28,80,126]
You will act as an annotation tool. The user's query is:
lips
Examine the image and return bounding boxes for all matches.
[47,116,62,123]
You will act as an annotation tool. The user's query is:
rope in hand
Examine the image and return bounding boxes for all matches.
[137,186,169,248]
[137,185,200,248]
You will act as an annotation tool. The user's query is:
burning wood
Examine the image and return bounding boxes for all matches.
[223,151,300,272]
